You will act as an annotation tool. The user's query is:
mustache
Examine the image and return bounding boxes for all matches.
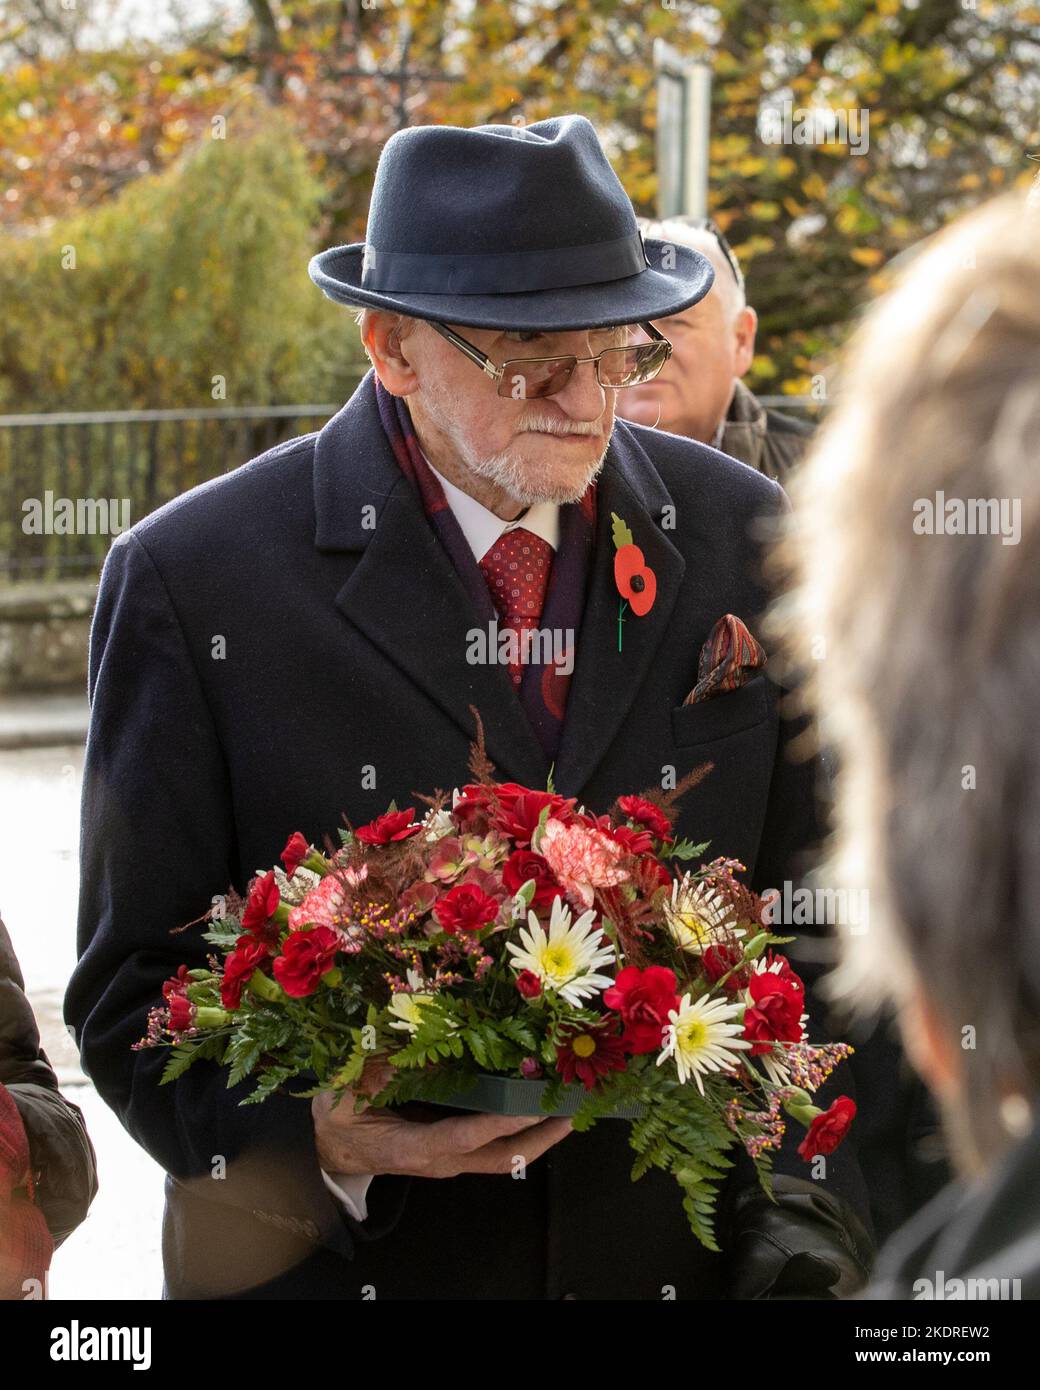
[516,413,602,435]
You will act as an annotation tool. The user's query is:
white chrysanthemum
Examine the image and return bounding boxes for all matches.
[387,969,438,1034]
[269,863,322,906]
[656,992,753,1094]
[506,896,616,1006]
[662,872,744,955]
[758,1053,792,1087]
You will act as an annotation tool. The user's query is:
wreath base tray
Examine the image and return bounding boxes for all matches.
[431,1073,647,1119]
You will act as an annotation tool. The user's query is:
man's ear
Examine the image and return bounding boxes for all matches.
[733,305,758,379]
[362,312,419,396]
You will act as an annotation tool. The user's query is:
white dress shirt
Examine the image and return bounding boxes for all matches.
[320,449,560,1221]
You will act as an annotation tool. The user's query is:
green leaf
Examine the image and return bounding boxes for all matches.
[668,838,711,862]
[159,1043,201,1085]
[610,511,634,550]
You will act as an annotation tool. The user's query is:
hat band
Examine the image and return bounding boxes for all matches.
[360,231,648,296]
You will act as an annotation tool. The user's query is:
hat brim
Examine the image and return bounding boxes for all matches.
[307,240,714,331]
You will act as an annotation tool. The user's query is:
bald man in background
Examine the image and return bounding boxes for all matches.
[618,217,814,483]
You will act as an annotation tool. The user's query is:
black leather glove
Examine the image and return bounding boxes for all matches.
[723,1174,875,1299]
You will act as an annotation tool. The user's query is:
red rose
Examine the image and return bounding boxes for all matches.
[616,795,673,843]
[281,831,310,875]
[355,809,421,845]
[167,993,195,1032]
[602,965,680,1054]
[221,935,271,1010]
[515,970,543,999]
[798,1096,857,1161]
[502,850,561,910]
[241,869,280,933]
[272,926,340,998]
[742,970,805,1054]
[433,882,500,935]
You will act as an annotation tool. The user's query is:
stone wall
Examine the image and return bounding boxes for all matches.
[0,581,97,693]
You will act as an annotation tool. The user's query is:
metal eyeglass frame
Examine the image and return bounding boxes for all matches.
[425,319,673,397]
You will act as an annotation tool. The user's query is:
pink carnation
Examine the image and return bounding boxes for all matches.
[538,817,629,909]
[288,873,364,951]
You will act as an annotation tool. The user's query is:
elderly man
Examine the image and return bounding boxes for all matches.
[66,115,871,1300]
[618,217,814,482]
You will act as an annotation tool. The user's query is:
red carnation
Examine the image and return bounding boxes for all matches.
[241,869,280,934]
[161,964,192,1002]
[555,1021,628,1089]
[453,782,527,831]
[167,993,195,1033]
[355,808,421,845]
[502,850,561,910]
[603,965,680,1054]
[761,949,805,995]
[433,882,500,935]
[281,831,310,875]
[221,934,271,1010]
[272,926,340,998]
[703,941,749,993]
[494,790,577,848]
[609,823,656,856]
[616,795,673,843]
[798,1096,857,1161]
[515,970,543,999]
[743,970,805,1055]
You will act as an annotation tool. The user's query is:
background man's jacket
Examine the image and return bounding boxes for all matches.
[65,370,869,1299]
[718,378,816,484]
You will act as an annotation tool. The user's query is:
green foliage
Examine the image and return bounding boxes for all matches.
[668,838,711,862]
[0,106,362,412]
[625,1081,739,1252]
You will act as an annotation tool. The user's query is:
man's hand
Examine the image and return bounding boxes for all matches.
[311,1059,574,1180]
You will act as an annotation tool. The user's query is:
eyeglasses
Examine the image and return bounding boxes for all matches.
[426,320,673,400]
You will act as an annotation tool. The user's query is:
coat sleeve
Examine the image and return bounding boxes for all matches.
[63,529,409,1273]
[0,917,98,1245]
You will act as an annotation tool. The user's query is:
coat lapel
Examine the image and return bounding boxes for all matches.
[551,426,685,797]
[313,374,553,790]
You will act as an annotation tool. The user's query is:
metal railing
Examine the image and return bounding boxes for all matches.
[0,390,819,583]
[0,401,359,583]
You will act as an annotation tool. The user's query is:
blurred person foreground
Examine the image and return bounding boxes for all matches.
[770,189,1040,1299]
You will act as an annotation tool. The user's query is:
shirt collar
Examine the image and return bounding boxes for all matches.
[419,449,560,561]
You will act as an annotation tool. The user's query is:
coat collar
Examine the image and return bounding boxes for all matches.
[314,371,685,797]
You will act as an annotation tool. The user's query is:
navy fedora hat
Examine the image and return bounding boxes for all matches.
[308,114,714,331]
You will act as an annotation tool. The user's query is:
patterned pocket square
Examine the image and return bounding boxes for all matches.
[683,614,766,705]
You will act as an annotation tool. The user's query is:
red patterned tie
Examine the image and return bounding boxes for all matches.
[478,527,554,688]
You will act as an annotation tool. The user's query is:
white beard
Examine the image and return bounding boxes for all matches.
[416,376,611,507]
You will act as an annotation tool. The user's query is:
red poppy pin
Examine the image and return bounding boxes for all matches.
[611,511,657,651]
